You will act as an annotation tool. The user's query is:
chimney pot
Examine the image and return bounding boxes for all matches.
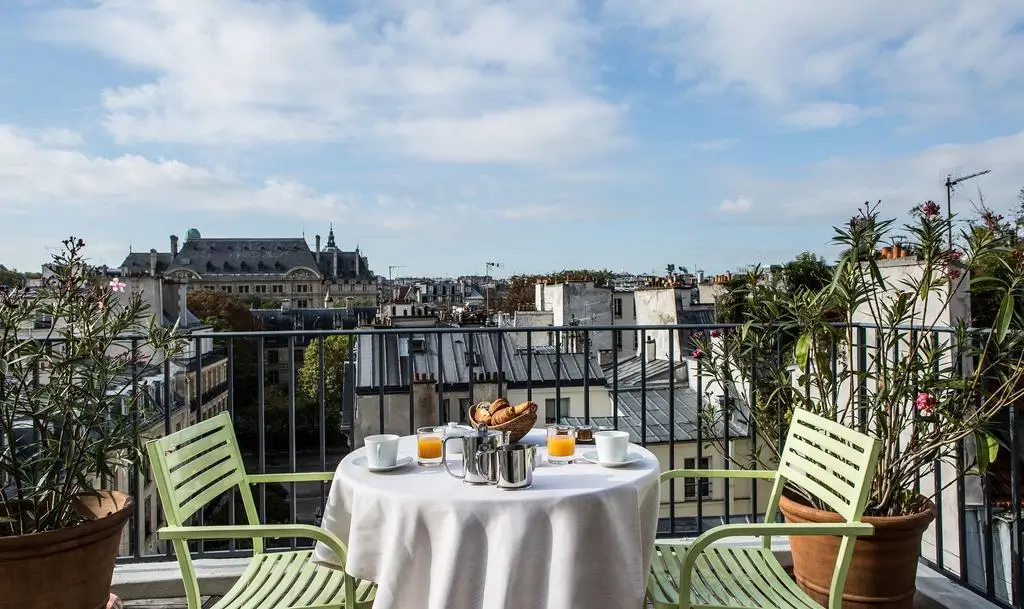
[170,235,179,257]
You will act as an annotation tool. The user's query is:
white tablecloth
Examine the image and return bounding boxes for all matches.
[314,429,661,609]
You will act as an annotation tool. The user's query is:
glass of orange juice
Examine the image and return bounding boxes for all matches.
[546,425,577,464]
[417,426,444,466]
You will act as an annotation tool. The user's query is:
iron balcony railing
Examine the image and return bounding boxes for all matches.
[4,323,1018,607]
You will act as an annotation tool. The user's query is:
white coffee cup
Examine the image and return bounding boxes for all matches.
[594,430,630,463]
[364,434,400,468]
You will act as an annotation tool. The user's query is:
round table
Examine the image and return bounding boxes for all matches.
[314,429,661,609]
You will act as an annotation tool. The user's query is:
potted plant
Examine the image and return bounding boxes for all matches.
[694,202,1024,608]
[0,238,186,609]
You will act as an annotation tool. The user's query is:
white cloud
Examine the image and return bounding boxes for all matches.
[718,197,753,214]
[40,0,626,164]
[0,124,361,220]
[719,131,1024,220]
[33,128,84,147]
[605,1,1024,125]
[690,138,736,152]
[781,102,882,131]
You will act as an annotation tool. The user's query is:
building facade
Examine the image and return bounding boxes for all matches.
[120,226,378,311]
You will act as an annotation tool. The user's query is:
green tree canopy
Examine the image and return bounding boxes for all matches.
[298,335,350,405]
[0,266,25,288]
[186,289,262,331]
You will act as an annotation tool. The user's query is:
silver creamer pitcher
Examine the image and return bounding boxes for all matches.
[495,443,537,490]
[442,423,509,485]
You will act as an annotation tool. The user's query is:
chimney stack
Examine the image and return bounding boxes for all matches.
[645,336,656,363]
[170,235,179,257]
[412,372,439,426]
[149,249,158,277]
[315,234,321,264]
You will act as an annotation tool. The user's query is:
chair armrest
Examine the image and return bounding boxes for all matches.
[674,522,874,597]
[247,472,336,484]
[660,469,777,483]
[158,524,348,564]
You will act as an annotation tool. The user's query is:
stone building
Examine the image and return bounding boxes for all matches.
[119,226,378,310]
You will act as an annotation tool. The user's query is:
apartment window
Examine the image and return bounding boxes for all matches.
[544,397,570,424]
[272,285,284,293]
[238,285,250,294]
[204,285,216,291]
[616,330,623,349]
[268,370,280,385]
[220,285,232,293]
[614,298,623,318]
[33,315,53,330]
[296,284,310,293]
[255,285,267,293]
[267,350,280,364]
[684,457,712,500]
[295,349,305,364]
[296,299,308,309]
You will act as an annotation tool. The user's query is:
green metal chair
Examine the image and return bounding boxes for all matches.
[146,412,375,609]
[646,408,881,609]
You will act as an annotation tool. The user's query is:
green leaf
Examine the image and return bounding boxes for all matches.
[975,431,1000,474]
[795,333,811,370]
[995,292,1014,341]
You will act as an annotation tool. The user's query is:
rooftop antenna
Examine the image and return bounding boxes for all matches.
[945,169,992,249]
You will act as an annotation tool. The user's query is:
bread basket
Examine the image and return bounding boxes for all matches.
[468,401,538,443]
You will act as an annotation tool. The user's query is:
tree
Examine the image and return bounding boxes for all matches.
[295,336,349,449]
[0,266,24,288]
[186,289,262,332]
[244,295,283,309]
[298,335,350,405]
[186,290,263,451]
[781,252,833,294]
[495,275,541,313]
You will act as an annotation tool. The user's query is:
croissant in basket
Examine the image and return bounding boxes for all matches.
[490,397,512,414]
[490,407,517,426]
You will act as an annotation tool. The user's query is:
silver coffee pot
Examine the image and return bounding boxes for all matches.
[442,423,509,485]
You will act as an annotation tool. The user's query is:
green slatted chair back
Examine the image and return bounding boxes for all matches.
[765,409,880,522]
[764,408,881,607]
[146,413,264,603]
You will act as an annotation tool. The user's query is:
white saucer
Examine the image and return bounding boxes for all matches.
[353,455,413,472]
[580,451,643,468]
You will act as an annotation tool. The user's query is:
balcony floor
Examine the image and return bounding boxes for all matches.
[122,597,942,609]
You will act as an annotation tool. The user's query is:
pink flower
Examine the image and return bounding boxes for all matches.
[692,348,703,359]
[945,268,962,281]
[915,392,937,415]
[710,329,721,338]
[922,201,940,217]
[109,278,126,293]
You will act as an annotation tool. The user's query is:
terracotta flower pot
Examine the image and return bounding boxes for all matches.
[779,493,935,609]
[0,491,133,609]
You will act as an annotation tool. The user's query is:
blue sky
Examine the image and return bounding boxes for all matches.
[1,1,1023,278]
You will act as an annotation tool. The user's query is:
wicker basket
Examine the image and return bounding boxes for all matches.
[469,401,538,443]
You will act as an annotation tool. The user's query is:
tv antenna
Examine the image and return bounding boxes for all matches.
[945,169,991,249]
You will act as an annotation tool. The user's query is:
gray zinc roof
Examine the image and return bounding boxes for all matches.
[355,332,605,392]
[167,238,319,277]
[564,386,749,444]
[604,355,684,387]
[316,250,375,281]
[119,252,175,277]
